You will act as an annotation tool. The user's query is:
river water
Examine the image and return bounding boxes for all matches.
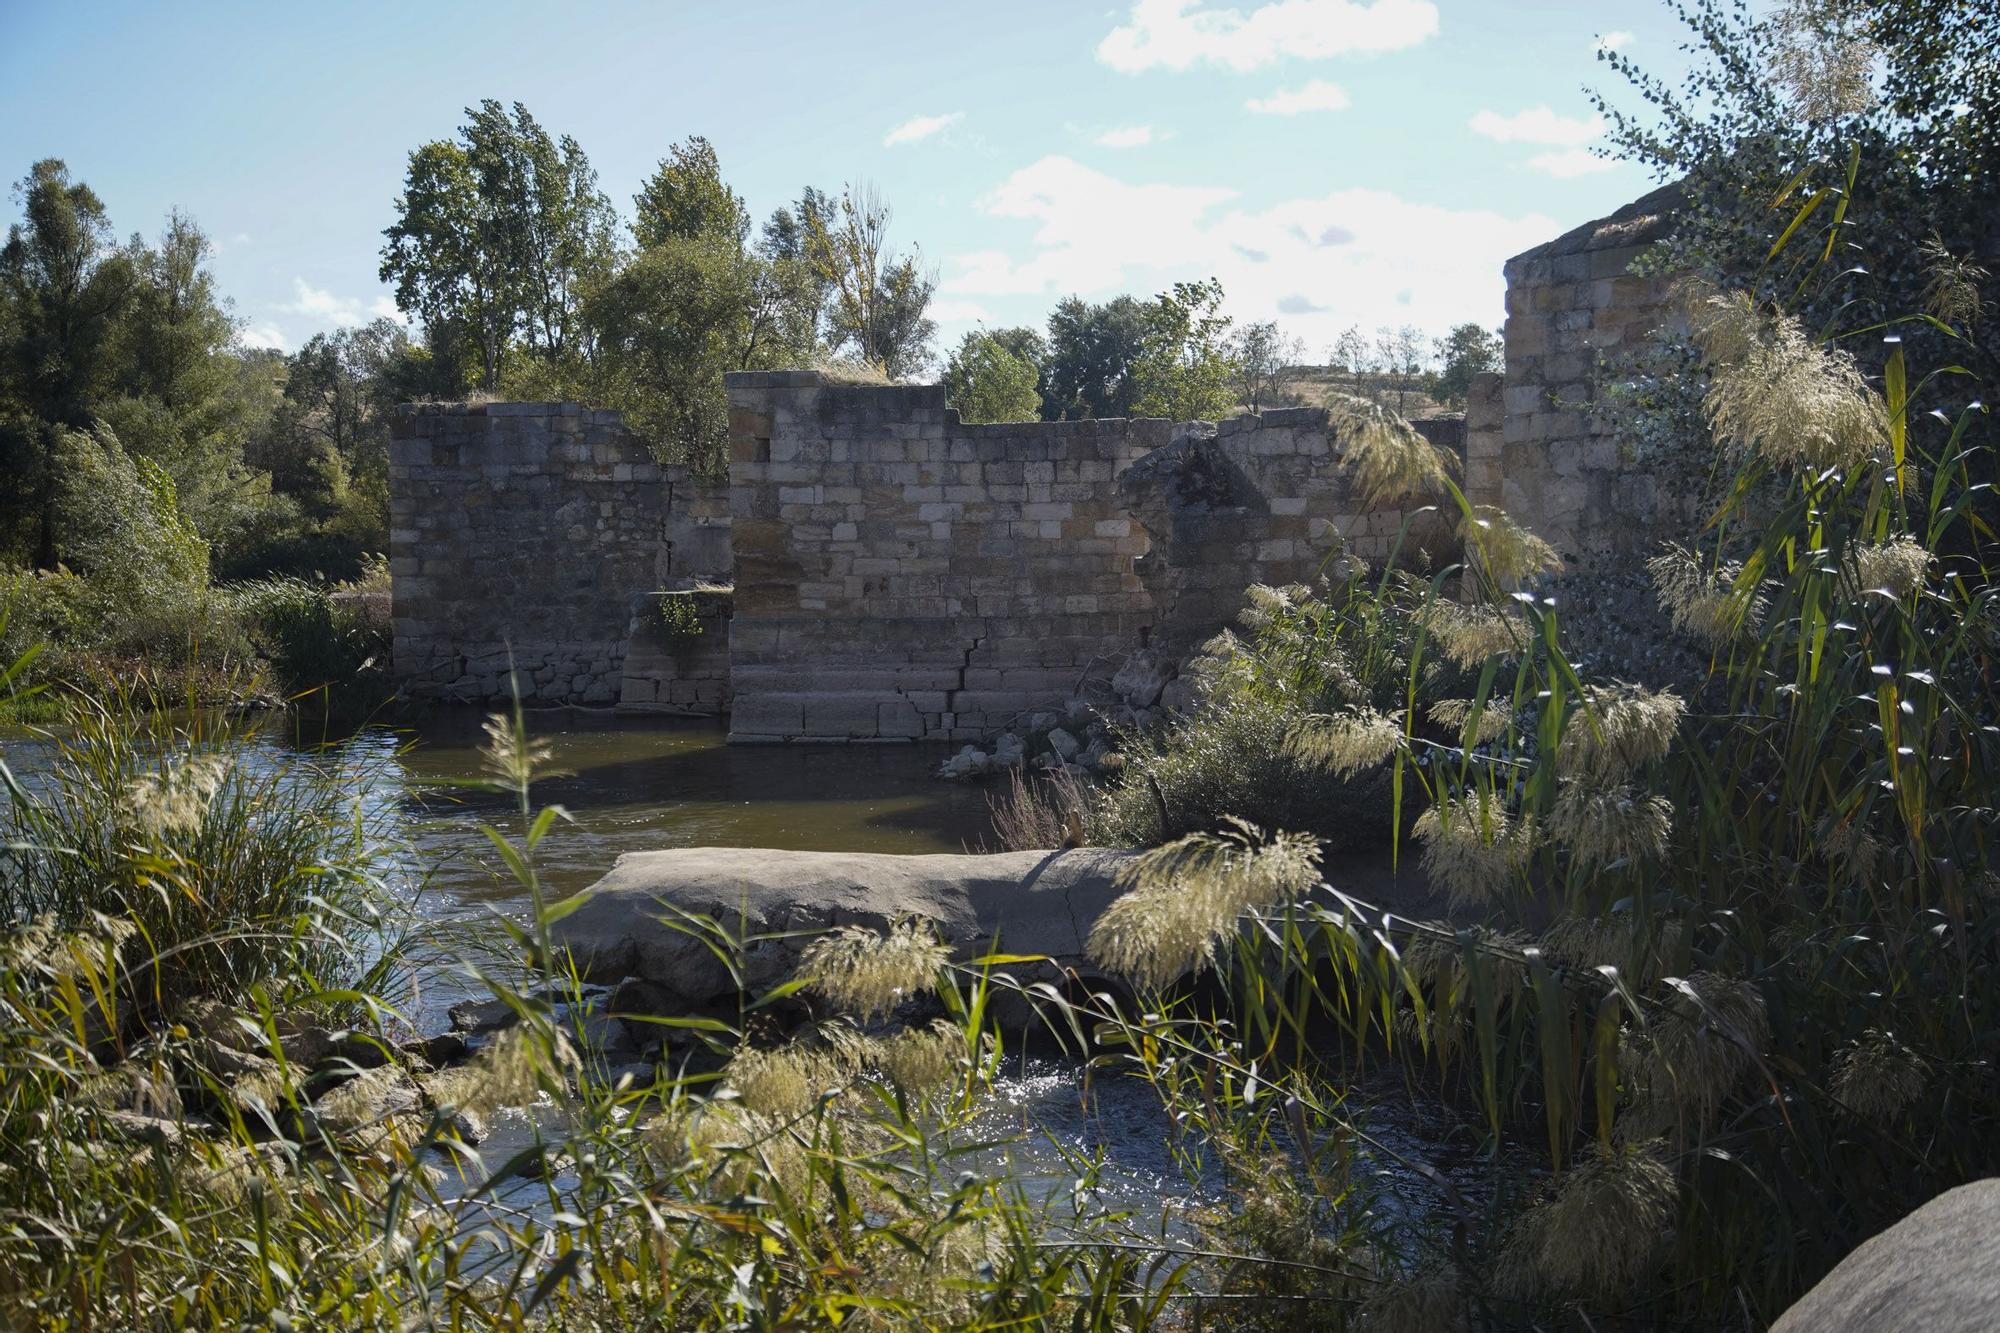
[317,707,997,899]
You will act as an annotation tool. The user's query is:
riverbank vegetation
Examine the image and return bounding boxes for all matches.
[2,0,1995,1327]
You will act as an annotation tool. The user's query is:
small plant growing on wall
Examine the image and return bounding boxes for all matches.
[657,594,705,645]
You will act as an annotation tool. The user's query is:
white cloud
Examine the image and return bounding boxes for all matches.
[1098,0,1439,73]
[952,156,1238,296]
[282,279,365,327]
[280,279,407,331]
[238,324,287,352]
[884,112,963,147]
[929,299,994,325]
[1527,147,1620,178]
[1095,125,1162,148]
[1594,30,1634,53]
[1245,79,1352,114]
[1469,105,1604,146]
[942,155,1556,342]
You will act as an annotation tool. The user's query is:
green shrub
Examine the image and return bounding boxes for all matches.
[657,593,705,643]
[0,428,245,679]
[227,569,390,698]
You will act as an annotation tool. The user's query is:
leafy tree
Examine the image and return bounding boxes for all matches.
[0,160,133,566]
[759,187,837,357]
[1043,295,1147,420]
[96,211,286,553]
[1229,320,1304,411]
[1434,322,1502,406]
[1328,323,1377,401]
[53,424,208,602]
[585,235,762,474]
[380,101,612,390]
[806,181,935,377]
[1373,323,1433,411]
[983,325,1050,414]
[251,318,408,561]
[942,331,1042,423]
[634,136,750,250]
[109,212,238,440]
[1132,278,1238,422]
[379,140,511,391]
[472,102,615,366]
[1329,325,1370,374]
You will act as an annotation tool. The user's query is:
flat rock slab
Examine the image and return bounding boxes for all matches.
[1772,1179,2000,1333]
[555,846,1139,1007]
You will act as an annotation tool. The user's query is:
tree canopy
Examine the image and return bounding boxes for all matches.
[942,331,1042,424]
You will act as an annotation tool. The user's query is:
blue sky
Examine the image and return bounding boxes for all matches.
[0,0,1693,364]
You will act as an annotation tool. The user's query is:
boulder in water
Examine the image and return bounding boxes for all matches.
[554,846,1138,1011]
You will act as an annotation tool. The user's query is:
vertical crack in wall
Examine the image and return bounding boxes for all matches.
[943,634,985,726]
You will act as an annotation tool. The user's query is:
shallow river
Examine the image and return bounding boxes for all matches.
[323,707,997,900]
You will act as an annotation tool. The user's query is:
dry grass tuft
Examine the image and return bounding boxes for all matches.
[1844,535,1932,598]
[1324,393,1455,504]
[1283,708,1403,778]
[450,1025,578,1119]
[479,711,557,791]
[1557,683,1685,782]
[1496,1145,1678,1303]
[1418,599,1532,669]
[1237,582,1312,632]
[122,753,231,840]
[810,355,896,386]
[1648,542,1767,647]
[1458,506,1561,585]
[1919,233,1988,328]
[1547,782,1673,866]
[1625,972,1770,1136]
[1427,697,1510,745]
[1684,283,1888,474]
[1412,795,1534,909]
[1087,819,1322,989]
[801,918,951,1020]
[1541,912,1686,990]
[987,766,1092,852]
[1829,1028,1929,1126]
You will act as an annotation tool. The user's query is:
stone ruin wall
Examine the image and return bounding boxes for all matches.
[722,372,1458,742]
[1464,181,1687,562]
[387,386,1457,732]
[387,184,1691,733]
[387,402,731,706]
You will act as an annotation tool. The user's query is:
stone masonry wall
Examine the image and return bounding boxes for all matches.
[1121,409,1463,654]
[721,372,1454,742]
[388,402,727,704]
[618,589,733,714]
[723,373,1164,742]
[1491,181,1684,563]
